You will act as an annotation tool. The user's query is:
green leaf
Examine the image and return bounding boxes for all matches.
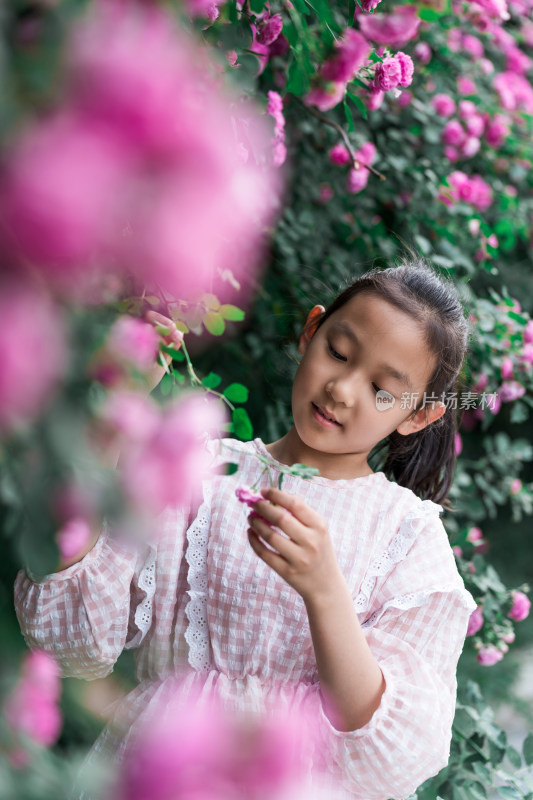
[203,312,226,336]
[498,788,523,800]
[343,100,355,133]
[249,0,266,12]
[223,462,239,476]
[159,373,173,396]
[368,51,384,64]
[201,372,222,389]
[523,733,533,765]
[224,383,249,403]
[220,304,245,322]
[347,91,367,120]
[506,746,522,769]
[232,407,253,441]
[174,321,190,333]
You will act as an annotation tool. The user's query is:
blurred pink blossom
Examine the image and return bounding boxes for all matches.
[457,76,476,95]
[477,645,504,666]
[321,28,371,84]
[99,391,160,443]
[397,90,413,108]
[185,0,225,19]
[521,343,533,364]
[485,114,511,148]
[358,6,420,48]
[366,88,385,110]
[56,518,92,562]
[506,45,532,74]
[510,478,523,495]
[499,380,525,402]
[467,526,484,544]
[452,545,463,558]
[501,630,516,644]
[267,91,286,167]
[524,320,533,343]
[329,143,351,166]
[462,34,484,58]
[465,114,485,138]
[107,317,160,372]
[318,183,334,203]
[494,72,533,113]
[508,590,531,621]
[442,120,466,147]
[4,650,62,747]
[458,100,477,119]
[467,606,483,636]
[118,692,313,800]
[455,432,463,456]
[461,136,481,158]
[356,142,377,166]
[0,282,67,433]
[120,394,225,513]
[306,82,346,111]
[444,146,460,162]
[472,0,510,19]
[347,167,370,194]
[414,42,431,64]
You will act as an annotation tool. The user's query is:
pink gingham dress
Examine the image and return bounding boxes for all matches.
[14,438,475,800]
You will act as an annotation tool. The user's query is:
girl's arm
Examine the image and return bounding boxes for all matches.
[247,487,385,731]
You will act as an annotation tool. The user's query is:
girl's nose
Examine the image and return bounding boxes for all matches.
[326,375,357,407]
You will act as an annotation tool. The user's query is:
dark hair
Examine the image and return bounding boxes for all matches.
[313,260,469,505]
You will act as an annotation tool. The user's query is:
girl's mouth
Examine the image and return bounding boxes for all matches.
[311,403,341,427]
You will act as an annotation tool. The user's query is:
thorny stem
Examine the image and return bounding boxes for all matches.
[296,97,386,180]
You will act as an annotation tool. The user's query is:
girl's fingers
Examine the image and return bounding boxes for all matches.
[251,499,307,544]
[247,528,289,575]
[248,514,299,561]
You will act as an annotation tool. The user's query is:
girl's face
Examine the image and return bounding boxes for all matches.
[289,291,444,479]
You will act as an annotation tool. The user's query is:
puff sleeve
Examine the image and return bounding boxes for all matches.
[13,514,176,680]
[312,503,476,800]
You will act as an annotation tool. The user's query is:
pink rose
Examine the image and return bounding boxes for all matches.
[235,485,264,506]
[366,88,385,110]
[452,545,463,558]
[467,526,483,544]
[329,143,351,166]
[524,320,533,343]
[508,590,531,621]
[444,146,460,162]
[521,343,533,364]
[465,114,485,138]
[395,52,414,87]
[355,141,377,166]
[374,56,402,92]
[467,606,484,636]
[256,13,283,46]
[510,478,523,495]
[462,34,484,58]
[469,175,493,211]
[477,645,504,666]
[5,651,62,748]
[461,136,481,158]
[458,100,477,119]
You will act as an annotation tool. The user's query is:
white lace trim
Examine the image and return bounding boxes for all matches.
[126,543,157,649]
[185,482,212,672]
[361,584,476,628]
[354,502,441,615]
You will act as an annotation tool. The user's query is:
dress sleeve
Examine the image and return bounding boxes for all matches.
[312,504,476,800]
[13,522,163,681]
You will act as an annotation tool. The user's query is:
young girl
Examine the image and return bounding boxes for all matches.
[15,262,476,800]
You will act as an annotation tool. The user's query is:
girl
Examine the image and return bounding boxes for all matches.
[14,262,476,800]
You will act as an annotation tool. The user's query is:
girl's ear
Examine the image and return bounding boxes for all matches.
[396,401,446,436]
[299,305,326,355]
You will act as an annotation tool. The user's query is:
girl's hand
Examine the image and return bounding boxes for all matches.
[143,310,184,394]
[247,487,345,604]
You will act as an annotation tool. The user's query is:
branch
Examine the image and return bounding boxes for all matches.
[295,97,386,181]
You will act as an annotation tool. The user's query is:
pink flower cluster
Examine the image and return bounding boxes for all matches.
[267,91,287,167]
[0,4,279,304]
[306,28,370,111]
[358,6,420,48]
[438,171,493,212]
[435,99,510,162]
[373,51,414,92]
[100,392,225,514]
[256,12,283,46]
[4,650,62,751]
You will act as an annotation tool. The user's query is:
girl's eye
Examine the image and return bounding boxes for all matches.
[328,343,347,362]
